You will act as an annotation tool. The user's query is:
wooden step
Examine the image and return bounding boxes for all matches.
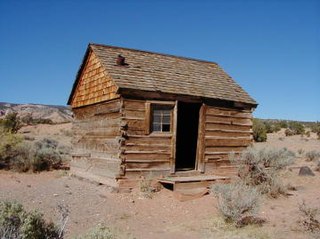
[159,175,230,191]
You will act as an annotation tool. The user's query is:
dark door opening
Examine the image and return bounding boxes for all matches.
[175,102,201,171]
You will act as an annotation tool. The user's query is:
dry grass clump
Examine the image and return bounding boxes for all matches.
[207,217,270,239]
[139,174,157,199]
[305,150,320,162]
[298,201,320,234]
[211,182,262,227]
[73,225,116,239]
[231,147,295,198]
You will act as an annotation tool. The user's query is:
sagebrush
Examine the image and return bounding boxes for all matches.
[211,182,261,225]
[231,147,295,198]
[0,201,61,239]
[0,133,64,172]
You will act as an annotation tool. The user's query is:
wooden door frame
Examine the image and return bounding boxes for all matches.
[171,101,204,173]
[196,103,206,173]
[170,100,178,174]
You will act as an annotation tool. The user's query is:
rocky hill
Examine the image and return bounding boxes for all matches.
[0,102,73,124]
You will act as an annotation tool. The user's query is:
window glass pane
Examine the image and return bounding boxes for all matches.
[162,124,170,132]
[151,105,172,133]
[162,110,171,115]
[153,110,162,116]
[163,115,170,124]
[153,114,161,123]
[152,123,161,132]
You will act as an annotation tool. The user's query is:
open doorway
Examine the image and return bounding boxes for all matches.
[175,102,201,171]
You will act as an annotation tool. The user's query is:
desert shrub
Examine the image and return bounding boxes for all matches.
[305,151,320,162]
[279,120,288,129]
[21,114,54,125]
[263,122,272,133]
[272,123,281,133]
[298,201,320,233]
[32,138,62,172]
[32,118,54,125]
[211,182,261,225]
[21,114,34,125]
[0,135,63,172]
[232,147,295,198]
[288,121,305,135]
[0,131,23,169]
[311,123,320,139]
[139,174,156,199]
[305,131,311,137]
[263,122,281,133]
[285,128,294,136]
[253,119,267,142]
[74,225,116,239]
[0,112,22,133]
[297,148,304,155]
[10,143,33,172]
[0,201,60,239]
[315,161,320,172]
[311,122,320,134]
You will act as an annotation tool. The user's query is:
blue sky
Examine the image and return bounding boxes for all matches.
[0,0,319,121]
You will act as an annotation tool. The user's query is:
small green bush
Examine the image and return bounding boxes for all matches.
[311,122,320,134]
[0,112,22,133]
[0,201,60,239]
[279,120,288,129]
[0,131,23,169]
[211,182,261,225]
[288,121,305,135]
[263,122,281,133]
[253,119,267,142]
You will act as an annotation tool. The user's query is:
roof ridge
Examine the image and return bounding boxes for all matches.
[89,42,218,65]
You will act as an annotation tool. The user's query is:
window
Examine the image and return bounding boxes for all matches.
[151,105,172,132]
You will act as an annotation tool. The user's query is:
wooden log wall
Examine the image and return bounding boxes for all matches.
[203,106,253,176]
[71,99,122,180]
[70,50,119,108]
[120,98,173,178]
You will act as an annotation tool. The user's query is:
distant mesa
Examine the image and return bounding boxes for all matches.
[0,102,73,124]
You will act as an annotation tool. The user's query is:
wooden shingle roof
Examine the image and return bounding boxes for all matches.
[68,43,257,106]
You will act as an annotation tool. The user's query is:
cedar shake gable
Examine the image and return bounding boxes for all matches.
[68,43,257,107]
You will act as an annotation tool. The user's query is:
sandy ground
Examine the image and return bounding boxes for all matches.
[0,126,320,238]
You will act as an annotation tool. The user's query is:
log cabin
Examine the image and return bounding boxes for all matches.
[67,43,257,189]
